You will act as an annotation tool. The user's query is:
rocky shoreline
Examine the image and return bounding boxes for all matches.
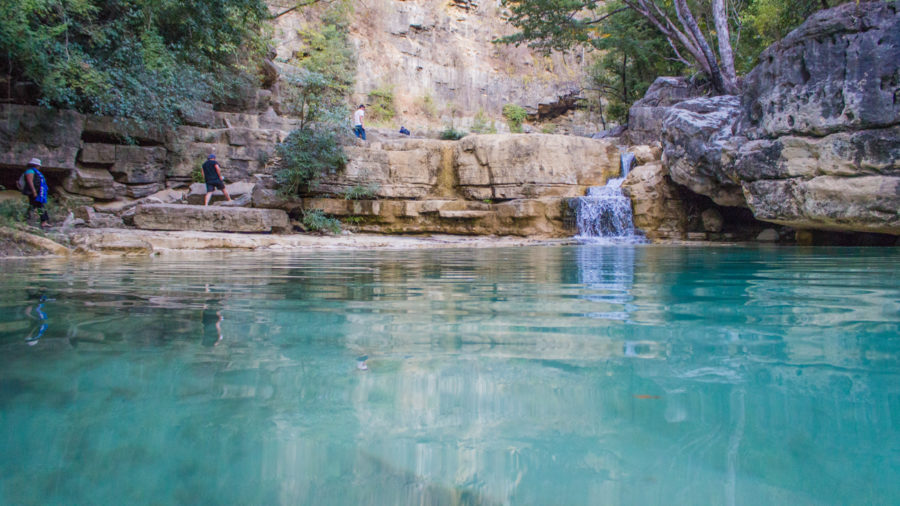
[0,226,580,258]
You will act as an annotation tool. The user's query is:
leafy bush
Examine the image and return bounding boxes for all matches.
[367,85,396,123]
[502,104,528,133]
[0,199,29,227]
[419,93,438,118]
[343,184,380,200]
[275,2,355,198]
[0,0,268,127]
[470,109,497,134]
[301,209,342,234]
[192,166,205,183]
[439,126,467,140]
[276,127,347,195]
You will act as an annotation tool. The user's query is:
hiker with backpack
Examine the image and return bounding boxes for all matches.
[202,154,232,206]
[18,158,50,228]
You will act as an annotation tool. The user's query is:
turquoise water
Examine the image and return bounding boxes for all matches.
[1,245,898,505]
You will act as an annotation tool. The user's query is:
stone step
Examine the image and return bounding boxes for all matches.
[133,204,289,233]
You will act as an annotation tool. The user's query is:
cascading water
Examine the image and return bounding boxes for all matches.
[570,151,646,242]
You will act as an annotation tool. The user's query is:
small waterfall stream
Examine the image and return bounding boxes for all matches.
[571,151,645,242]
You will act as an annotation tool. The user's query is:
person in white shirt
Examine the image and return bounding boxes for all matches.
[352,104,366,140]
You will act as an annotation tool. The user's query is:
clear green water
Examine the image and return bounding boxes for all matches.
[1,245,898,505]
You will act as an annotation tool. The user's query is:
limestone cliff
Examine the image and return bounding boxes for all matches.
[269,0,596,132]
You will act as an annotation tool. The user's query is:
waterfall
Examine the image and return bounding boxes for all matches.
[570,151,645,242]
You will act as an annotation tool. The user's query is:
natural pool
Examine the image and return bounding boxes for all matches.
[1,245,898,505]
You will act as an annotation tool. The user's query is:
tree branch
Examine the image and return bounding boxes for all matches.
[585,7,630,26]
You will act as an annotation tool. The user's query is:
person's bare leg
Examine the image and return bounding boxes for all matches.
[204,192,212,206]
[222,187,232,201]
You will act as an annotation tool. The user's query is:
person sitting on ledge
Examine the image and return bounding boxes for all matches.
[399,126,410,136]
[202,154,232,206]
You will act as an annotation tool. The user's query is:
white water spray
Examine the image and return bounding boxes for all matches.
[571,151,645,242]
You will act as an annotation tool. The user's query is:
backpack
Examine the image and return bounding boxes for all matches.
[16,173,27,194]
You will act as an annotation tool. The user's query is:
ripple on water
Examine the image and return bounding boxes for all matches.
[1,245,899,504]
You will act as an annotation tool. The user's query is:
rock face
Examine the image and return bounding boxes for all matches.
[315,134,618,203]
[1,103,292,201]
[292,197,570,237]
[285,133,620,236]
[455,135,619,199]
[661,95,745,207]
[626,77,700,145]
[0,105,82,172]
[271,0,600,132]
[134,204,290,233]
[642,1,900,236]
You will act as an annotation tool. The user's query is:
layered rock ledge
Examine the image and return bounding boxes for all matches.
[634,2,900,236]
[133,204,290,234]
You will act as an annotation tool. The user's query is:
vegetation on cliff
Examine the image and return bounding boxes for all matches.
[275,0,355,196]
[1,0,269,126]
[499,0,844,119]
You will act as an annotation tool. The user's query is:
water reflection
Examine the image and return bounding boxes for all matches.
[0,246,898,504]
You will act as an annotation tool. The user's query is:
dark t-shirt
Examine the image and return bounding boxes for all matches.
[202,160,221,183]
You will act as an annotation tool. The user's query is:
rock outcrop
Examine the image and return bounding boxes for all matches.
[133,204,290,233]
[641,1,900,236]
[1,103,294,203]
[455,135,619,199]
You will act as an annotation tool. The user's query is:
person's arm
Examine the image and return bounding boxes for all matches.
[25,172,36,196]
[215,163,224,181]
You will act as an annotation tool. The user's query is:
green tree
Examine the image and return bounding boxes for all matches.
[736,0,839,73]
[586,3,685,123]
[499,0,839,106]
[0,0,268,127]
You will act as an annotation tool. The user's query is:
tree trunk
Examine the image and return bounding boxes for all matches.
[712,0,738,90]
[673,0,733,94]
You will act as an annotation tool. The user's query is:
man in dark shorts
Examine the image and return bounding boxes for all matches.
[202,154,232,206]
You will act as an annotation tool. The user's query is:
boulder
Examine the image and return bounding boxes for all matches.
[741,1,900,139]
[756,228,779,242]
[133,204,290,233]
[701,208,724,233]
[620,162,690,240]
[661,95,746,207]
[625,77,700,145]
[73,206,126,229]
[122,183,165,199]
[630,144,661,165]
[226,128,280,147]
[187,181,256,205]
[61,168,117,200]
[111,146,167,184]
